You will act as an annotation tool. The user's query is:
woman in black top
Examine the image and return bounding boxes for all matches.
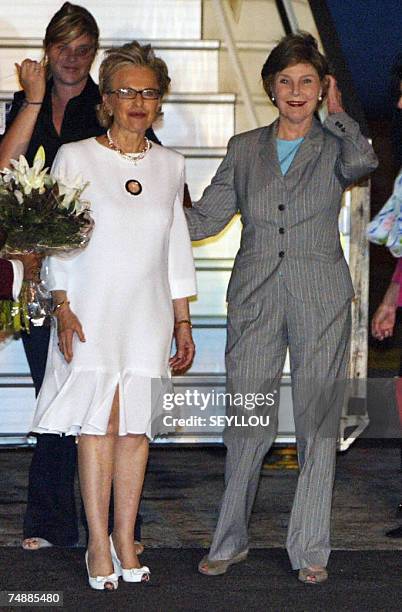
[0,1,157,552]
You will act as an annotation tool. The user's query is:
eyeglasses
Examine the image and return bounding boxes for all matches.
[106,87,161,100]
[55,45,95,59]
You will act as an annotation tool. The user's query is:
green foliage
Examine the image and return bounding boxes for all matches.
[0,186,89,251]
[0,148,92,253]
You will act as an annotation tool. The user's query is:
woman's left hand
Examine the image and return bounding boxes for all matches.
[169,325,195,373]
[56,305,86,363]
[326,75,344,114]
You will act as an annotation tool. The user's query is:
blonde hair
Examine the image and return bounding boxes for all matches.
[43,2,99,78]
[97,41,171,129]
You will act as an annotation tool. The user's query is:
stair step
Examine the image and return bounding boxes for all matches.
[0,0,202,41]
[191,327,226,373]
[191,268,230,318]
[155,95,235,148]
[0,386,35,435]
[0,38,220,50]
[191,216,241,260]
[0,91,235,148]
[184,156,223,201]
[0,42,220,94]
[176,147,227,158]
[166,93,235,103]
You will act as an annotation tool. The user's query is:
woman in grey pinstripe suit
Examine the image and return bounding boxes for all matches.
[185,33,378,583]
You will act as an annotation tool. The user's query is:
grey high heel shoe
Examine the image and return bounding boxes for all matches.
[298,566,328,584]
[198,549,249,576]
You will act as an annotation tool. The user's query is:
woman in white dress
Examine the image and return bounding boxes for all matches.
[32,42,196,590]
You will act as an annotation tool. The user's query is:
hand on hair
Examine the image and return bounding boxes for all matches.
[326,75,344,114]
[15,59,46,104]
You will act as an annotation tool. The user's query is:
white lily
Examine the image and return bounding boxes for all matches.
[57,174,89,214]
[8,147,49,195]
[14,189,24,204]
[73,198,90,215]
[33,145,46,168]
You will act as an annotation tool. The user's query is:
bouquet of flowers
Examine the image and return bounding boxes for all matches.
[367,168,402,257]
[0,146,93,336]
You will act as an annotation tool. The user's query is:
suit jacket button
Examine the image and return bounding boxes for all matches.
[279,251,285,258]
[279,227,285,234]
[335,121,340,127]
[278,204,285,211]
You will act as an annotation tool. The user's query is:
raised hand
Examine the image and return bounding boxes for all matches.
[15,59,46,103]
[325,75,344,114]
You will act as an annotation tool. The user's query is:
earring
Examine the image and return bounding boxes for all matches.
[318,93,323,102]
[271,95,276,103]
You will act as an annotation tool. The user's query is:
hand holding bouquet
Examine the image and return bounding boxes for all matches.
[0,146,93,334]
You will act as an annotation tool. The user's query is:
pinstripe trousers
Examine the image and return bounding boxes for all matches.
[208,275,351,569]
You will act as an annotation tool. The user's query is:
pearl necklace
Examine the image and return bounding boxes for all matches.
[106,129,150,164]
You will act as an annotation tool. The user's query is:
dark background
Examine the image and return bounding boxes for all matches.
[308,0,402,368]
[327,0,402,122]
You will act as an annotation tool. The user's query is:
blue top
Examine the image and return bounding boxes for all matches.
[276,137,304,175]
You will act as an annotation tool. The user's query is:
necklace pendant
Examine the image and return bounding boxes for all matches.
[125,180,142,196]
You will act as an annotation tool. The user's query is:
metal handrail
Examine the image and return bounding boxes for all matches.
[212,0,300,130]
[212,0,259,129]
[280,0,299,33]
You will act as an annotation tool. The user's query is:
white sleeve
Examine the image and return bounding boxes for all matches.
[168,164,197,299]
[44,255,76,292]
[43,146,79,292]
[51,145,69,181]
[10,260,23,300]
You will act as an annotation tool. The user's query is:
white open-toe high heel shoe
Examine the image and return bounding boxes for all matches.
[109,535,150,583]
[85,550,119,591]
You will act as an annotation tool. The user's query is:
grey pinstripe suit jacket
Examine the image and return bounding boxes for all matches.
[186,112,378,305]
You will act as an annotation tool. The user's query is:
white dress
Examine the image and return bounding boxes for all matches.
[32,138,196,438]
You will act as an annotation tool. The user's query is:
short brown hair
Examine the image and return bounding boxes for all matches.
[97,41,171,129]
[261,32,329,101]
[43,2,99,77]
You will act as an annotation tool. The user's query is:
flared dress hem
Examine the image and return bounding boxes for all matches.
[32,367,173,440]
